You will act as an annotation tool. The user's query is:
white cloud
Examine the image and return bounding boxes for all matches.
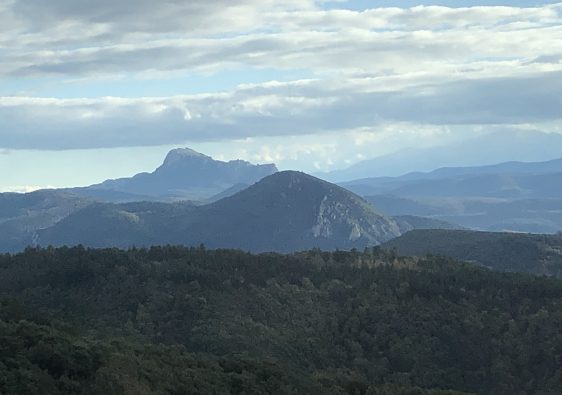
[190,123,464,173]
[0,185,55,193]
[1,2,562,79]
[1,69,561,150]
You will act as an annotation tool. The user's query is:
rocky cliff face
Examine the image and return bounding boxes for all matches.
[165,171,403,251]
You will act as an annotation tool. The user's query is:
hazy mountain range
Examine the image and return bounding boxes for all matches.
[341,156,562,234]
[0,147,469,253]
[342,157,562,198]
[3,142,562,253]
[37,171,404,252]
[0,148,465,253]
[322,130,562,181]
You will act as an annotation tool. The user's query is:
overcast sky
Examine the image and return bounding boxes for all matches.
[1,0,562,191]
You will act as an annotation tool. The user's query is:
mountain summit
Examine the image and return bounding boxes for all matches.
[161,148,209,165]
[193,171,403,251]
[39,171,402,252]
[69,148,278,201]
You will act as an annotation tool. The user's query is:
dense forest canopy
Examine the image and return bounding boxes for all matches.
[383,229,562,277]
[1,246,561,394]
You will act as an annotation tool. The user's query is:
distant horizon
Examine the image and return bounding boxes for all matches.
[4,134,562,194]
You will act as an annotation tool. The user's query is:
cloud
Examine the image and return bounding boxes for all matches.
[0,185,55,193]
[202,123,455,172]
[1,1,562,155]
[1,2,562,79]
[2,0,316,47]
[8,0,301,30]
[1,70,561,150]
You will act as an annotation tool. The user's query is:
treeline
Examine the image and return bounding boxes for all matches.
[383,230,562,277]
[1,246,562,394]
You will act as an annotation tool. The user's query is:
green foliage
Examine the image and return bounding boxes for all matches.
[384,229,562,277]
[1,246,562,394]
[0,319,302,395]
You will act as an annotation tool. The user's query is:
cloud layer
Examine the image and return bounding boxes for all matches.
[1,1,562,151]
[2,2,562,78]
[2,70,562,150]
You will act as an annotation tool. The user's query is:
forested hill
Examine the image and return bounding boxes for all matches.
[1,246,562,394]
[36,171,402,252]
[383,229,562,277]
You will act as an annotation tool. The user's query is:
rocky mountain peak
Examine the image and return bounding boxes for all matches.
[77,148,278,201]
[211,170,402,249]
[161,148,211,167]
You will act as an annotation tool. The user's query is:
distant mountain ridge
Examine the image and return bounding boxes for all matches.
[392,215,464,234]
[340,156,562,234]
[38,171,403,252]
[66,148,278,202]
[345,171,562,199]
[0,150,465,253]
[322,130,562,182]
[402,157,562,180]
[10,148,562,252]
[347,157,562,187]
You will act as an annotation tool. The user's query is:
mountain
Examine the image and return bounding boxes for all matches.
[38,171,402,252]
[322,129,562,182]
[0,190,91,252]
[383,229,562,277]
[338,157,562,234]
[67,148,278,202]
[343,156,562,196]
[342,169,562,199]
[182,171,402,251]
[392,215,464,234]
[207,182,250,202]
[367,195,562,234]
[402,157,562,181]
[360,172,562,199]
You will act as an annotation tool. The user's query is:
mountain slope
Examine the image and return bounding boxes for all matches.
[38,171,402,252]
[392,215,464,234]
[68,148,278,201]
[207,182,250,202]
[383,229,562,277]
[367,195,562,234]
[340,157,562,234]
[0,190,91,252]
[403,157,562,180]
[348,157,562,189]
[344,171,562,199]
[179,171,402,251]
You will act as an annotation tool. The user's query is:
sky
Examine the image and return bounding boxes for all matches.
[1,0,562,191]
